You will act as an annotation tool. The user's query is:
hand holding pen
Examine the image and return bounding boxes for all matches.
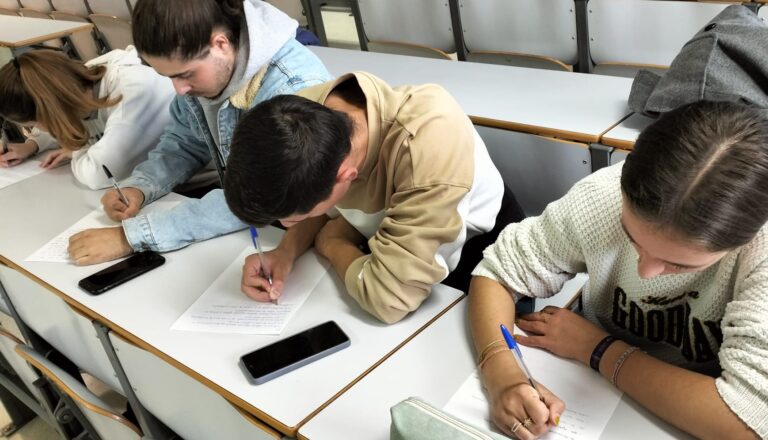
[489,324,563,437]
[102,165,129,206]
[249,226,278,305]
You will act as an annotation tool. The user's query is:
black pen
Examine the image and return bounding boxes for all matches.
[101,164,130,206]
[1,131,8,155]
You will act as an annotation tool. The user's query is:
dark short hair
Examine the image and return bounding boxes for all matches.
[132,0,243,60]
[622,100,768,251]
[224,94,354,226]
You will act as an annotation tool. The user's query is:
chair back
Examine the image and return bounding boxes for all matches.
[355,0,456,59]
[18,0,51,12]
[86,0,129,20]
[16,344,143,440]
[0,0,19,11]
[51,0,88,16]
[89,13,131,50]
[588,0,733,76]
[459,0,577,71]
[0,329,46,404]
[52,11,101,60]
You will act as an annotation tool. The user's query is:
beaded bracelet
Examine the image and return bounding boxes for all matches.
[611,346,640,386]
[589,335,617,371]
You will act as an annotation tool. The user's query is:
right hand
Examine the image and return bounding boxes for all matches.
[101,187,144,221]
[483,352,565,439]
[0,140,38,168]
[489,381,564,440]
[241,248,295,302]
[68,226,134,265]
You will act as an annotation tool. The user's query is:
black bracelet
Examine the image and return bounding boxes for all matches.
[589,335,617,372]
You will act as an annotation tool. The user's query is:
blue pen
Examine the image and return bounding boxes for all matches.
[249,226,276,304]
[500,324,541,395]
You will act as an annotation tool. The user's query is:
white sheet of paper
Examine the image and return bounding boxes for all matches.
[0,160,46,190]
[171,246,330,335]
[26,201,178,263]
[444,342,622,440]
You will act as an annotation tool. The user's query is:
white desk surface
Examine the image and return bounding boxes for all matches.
[0,15,92,47]
[310,46,634,144]
[0,169,463,435]
[600,113,655,151]
[298,299,691,440]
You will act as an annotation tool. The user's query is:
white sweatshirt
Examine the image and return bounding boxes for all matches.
[473,163,768,438]
[32,46,175,189]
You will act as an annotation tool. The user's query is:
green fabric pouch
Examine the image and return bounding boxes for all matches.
[390,397,508,440]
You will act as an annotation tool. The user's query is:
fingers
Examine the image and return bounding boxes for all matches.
[516,318,547,335]
[493,383,553,440]
[40,151,60,168]
[67,228,132,265]
[102,189,141,221]
[241,258,273,302]
[1,152,21,167]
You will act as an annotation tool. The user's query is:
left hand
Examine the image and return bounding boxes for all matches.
[515,306,610,366]
[314,216,365,259]
[40,149,73,169]
[68,227,134,265]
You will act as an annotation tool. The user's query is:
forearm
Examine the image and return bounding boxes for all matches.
[599,341,756,440]
[277,215,330,260]
[468,276,528,388]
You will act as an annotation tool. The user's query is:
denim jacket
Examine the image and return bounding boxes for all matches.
[120,39,332,252]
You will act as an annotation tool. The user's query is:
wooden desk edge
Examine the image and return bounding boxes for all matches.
[0,255,284,435]
[0,22,93,47]
[599,136,636,151]
[1,255,465,438]
[470,115,600,144]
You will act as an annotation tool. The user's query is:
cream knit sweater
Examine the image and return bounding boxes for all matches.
[473,163,768,437]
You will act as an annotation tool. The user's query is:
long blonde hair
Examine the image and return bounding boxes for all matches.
[0,50,122,150]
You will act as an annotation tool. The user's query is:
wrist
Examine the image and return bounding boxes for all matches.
[23,140,39,157]
[587,334,616,369]
[482,352,528,391]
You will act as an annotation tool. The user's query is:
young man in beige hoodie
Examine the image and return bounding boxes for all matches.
[224,72,524,323]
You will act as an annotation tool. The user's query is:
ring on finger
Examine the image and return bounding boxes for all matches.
[510,421,522,433]
[523,417,534,428]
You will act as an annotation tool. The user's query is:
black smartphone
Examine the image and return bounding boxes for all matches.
[78,251,166,295]
[239,321,351,385]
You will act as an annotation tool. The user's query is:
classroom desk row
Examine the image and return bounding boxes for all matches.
[308,46,647,216]
[0,166,466,438]
[0,165,688,439]
[0,43,665,439]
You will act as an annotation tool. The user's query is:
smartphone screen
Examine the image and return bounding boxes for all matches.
[240,321,350,385]
[78,251,165,295]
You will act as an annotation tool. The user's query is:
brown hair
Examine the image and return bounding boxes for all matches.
[0,50,121,150]
[132,0,243,60]
[621,101,768,252]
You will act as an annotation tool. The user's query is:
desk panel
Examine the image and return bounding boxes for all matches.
[299,298,691,440]
[0,15,91,47]
[600,113,654,150]
[310,46,633,143]
[0,169,463,436]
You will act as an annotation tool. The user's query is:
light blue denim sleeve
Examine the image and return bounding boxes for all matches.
[120,96,213,205]
[122,189,246,251]
[122,40,333,252]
